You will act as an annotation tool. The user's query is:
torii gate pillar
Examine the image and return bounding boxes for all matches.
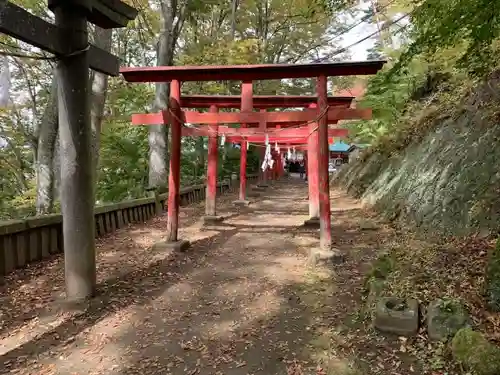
[304,103,320,227]
[203,105,224,223]
[152,79,190,251]
[55,3,95,301]
[233,80,253,207]
[45,0,137,302]
[317,75,332,250]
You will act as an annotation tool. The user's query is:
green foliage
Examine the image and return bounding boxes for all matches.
[396,0,500,77]
[362,252,394,296]
[452,328,500,375]
[349,0,500,148]
[97,125,149,203]
[0,0,355,220]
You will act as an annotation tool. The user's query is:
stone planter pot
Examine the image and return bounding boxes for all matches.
[374,297,419,336]
[427,298,470,341]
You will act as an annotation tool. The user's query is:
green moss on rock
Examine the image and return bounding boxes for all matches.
[451,328,500,375]
[427,298,470,341]
[363,253,395,297]
[368,253,394,280]
[486,237,500,312]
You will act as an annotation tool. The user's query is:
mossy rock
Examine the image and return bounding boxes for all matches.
[364,253,394,286]
[367,278,385,296]
[451,328,500,375]
[359,219,379,231]
[364,277,385,307]
[485,237,500,312]
[427,298,470,341]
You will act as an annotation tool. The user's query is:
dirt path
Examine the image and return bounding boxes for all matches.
[0,176,430,375]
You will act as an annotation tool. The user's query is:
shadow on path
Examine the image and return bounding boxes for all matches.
[0,177,422,375]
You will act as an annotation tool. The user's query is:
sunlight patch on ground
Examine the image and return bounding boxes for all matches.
[212,278,256,299]
[226,217,301,227]
[128,227,163,244]
[157,281,199,303]
[204,318,239,340]
[202,289,285,340]
[259,263,305,283]
[241,290,284,321]
[179,227,221,242]
[50,338,126,375]
[0,313,68,356]
[291,235,320,248]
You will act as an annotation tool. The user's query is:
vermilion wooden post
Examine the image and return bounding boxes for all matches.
[317,75,332,250]
[235,81,253,205]
[204,105,221,222]
[240,136,248,200]
[166,79,182,242]
[305,103,320,225]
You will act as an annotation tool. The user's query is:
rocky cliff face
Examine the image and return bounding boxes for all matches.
[335,72,500,237]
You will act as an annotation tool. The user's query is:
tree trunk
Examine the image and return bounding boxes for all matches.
[35,77,58,215]
[35,27,112,214]
[90,27,112,198]
[196,136,205,179]
[148,0,179,190]
[53,134,61,201]
[230,0,239,39]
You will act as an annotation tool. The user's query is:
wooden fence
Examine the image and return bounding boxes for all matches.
[0,174,258,277]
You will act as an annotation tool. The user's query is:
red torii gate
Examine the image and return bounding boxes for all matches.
[121,61,385,252]
[131,108,359,215]
[132,96,358,223]
[132,102,366,220]
[132,105,362,224]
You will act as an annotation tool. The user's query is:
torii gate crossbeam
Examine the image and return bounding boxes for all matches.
[179,95,353,108]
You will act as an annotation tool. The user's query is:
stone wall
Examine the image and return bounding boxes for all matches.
[335,73,500,237]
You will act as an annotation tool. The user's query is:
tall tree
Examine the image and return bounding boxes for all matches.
[90,26,113,195]
[148,0,191,190]
[35,75,58,214]
[34,26,113,214]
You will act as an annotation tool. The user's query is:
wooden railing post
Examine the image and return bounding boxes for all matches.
[146,186,163,215]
